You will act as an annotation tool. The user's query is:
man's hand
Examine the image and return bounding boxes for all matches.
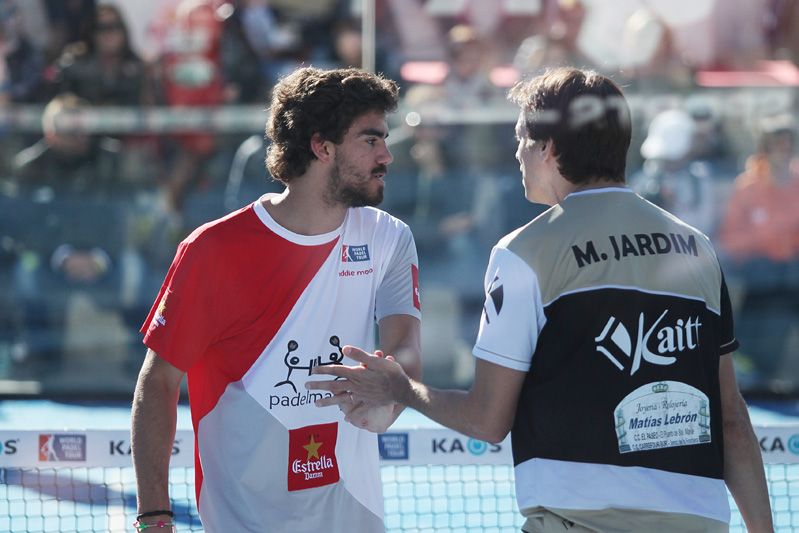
[334,391,395,432]
[342,401,397,433]
[305,346,411,409]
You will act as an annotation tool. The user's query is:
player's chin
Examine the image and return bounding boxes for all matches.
[363,187,383,207]
[343,185,383,208]
[370,182,384,204]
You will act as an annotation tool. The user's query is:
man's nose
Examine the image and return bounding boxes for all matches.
[378,144,393,166]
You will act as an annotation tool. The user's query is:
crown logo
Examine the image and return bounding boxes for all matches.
[652,382,669,393]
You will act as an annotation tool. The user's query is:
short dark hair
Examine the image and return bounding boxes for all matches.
[266,67,400,184]
[508,67,631,184]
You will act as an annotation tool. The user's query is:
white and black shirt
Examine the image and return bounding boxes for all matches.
[474,188,736,523]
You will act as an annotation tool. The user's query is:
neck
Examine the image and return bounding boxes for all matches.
[262,176,349,236]
[551,176,623,204]
[570,178,625,194]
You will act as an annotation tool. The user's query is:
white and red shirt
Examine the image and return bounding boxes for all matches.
[141,197,421,532]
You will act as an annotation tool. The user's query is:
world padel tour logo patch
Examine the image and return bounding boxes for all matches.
[341,244,370,262]
[287,423,340,491]
[39,434,87,462]
[378,433,408,460]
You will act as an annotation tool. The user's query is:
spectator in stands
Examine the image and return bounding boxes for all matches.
[0,0,45,105]
[766,0,799,64]
[234,0,300,87]
[402,24,513,260]
[684,96,737,180]
[0,0,47,180]
[257,0,350,67]
[53,3,149,107]
[718,114,799,288]
[13,93,122,194]
[218,1,264,104]
[400,82,499,298]
[717,113,799,382]
[512,0,589,76]
[9,93,146,372]
[440,23,508,209]
[146,0,230,239]
[619,8,694,92]
[442,24,505,111]
[47,2,159,195]
[630,108,717,237]
[331,18,362,69]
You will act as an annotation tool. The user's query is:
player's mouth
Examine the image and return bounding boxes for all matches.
[372,166,387,182]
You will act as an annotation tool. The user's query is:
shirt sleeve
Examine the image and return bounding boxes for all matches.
[472,246,543,372]
[375,224,422,322]
[140,237,221,371]
[718,271,739,356]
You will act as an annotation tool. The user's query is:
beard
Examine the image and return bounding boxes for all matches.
[327,157,386,208]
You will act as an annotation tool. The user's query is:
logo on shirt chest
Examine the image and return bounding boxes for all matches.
[287,422,340,491]
[268,336,342,410]
[339,244,374,277]
[595,310,702,375]
[341,244,370,262]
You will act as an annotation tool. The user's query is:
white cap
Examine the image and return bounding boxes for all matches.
[640,109,696,161]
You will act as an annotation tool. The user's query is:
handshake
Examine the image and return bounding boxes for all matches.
[305,346,411,434]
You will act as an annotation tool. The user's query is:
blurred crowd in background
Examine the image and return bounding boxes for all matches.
[0,0,798,396]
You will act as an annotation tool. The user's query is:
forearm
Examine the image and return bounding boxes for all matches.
[377,315,422,419]
[723,410,773,531]
[400,381,501,443]
[131,366,180,513]
[378,315,422,381]
[385,344,421,421]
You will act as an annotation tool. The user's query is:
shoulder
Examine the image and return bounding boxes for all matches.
[647,197,713,239]
[182,203,257,251]
[497,204,560,252]
[351,206,412,235]
[487,207,559,276]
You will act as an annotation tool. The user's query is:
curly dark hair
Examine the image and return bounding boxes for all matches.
[508,67,631,185]
[265,67,400,184]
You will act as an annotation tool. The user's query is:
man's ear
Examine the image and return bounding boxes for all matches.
[541,139,556,161]
[310,133,334,163]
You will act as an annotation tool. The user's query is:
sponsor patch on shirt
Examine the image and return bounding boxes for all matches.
[152,290,170,328]
[614,381,710,454]
[411,264,421,311]
[341,244,370,262]
[287,422,340,491]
